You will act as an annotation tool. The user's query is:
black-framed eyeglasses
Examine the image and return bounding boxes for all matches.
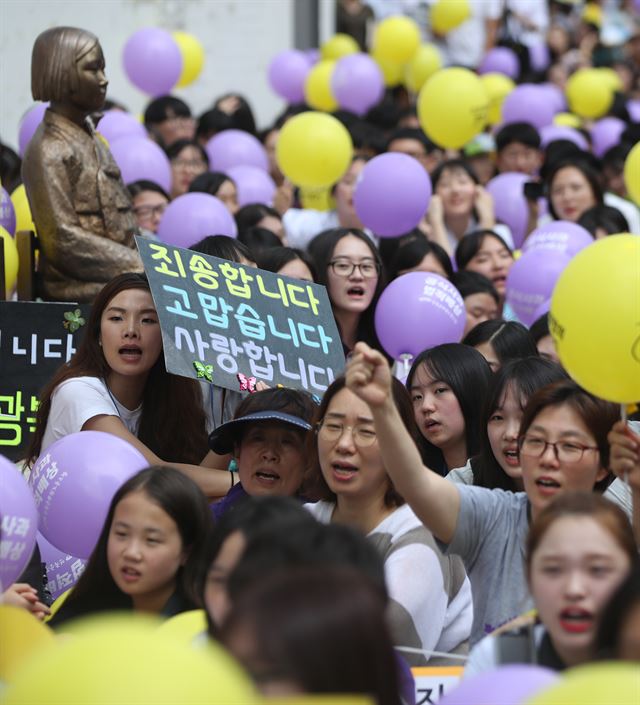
[328,259,380,279]
[518,435,599,463]
[316,420,378,447]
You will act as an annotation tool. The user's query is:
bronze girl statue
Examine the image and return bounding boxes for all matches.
[22,27,141,302]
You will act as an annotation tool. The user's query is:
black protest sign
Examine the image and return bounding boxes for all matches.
[137,236,345,395]
[0,302,90,461]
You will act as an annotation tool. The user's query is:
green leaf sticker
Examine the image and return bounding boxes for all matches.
[193,360,214,383]
[63,308,86,333]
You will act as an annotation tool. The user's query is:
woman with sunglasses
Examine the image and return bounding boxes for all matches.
[308,228,385,355]
[304,376,473,665]
[345,343,618,645]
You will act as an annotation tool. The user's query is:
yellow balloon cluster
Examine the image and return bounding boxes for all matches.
[372,16,420,64]
[623,141,640,206]
[304,60,338,112]
[481,73,515,125]
[372,49,404,87]
[1,226,19,294]
[565,68,614,118]
[404,44,442,93]
[276,112,353,188]
[418,68,488,148]
[431,0,471,34]
[2,614,258,705]
[550,234,640,404]
[172,31,205,87]
[321,33,359,61]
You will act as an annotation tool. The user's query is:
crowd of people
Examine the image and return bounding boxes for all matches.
[1,0,640,703]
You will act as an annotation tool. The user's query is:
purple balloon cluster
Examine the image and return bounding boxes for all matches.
[331,53,384,116]
[501,84,557,129]
[157,192,238,248]
[109,135,172,194]
[478,47,519,79]
[268,50,311,104]
[486,172,530,248]
[206,129,269,173]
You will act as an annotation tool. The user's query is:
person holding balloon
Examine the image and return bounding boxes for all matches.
[464,492,638,674]
[28,273,233,499]
[426,160,514,256]
[48,466,212,627]
[345,342,619,645]
[308,227,385,354]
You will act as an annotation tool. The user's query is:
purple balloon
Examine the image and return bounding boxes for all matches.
[523,221,593,258]
[375,272,465,358]
[268,50,310,104]
[506,247,572,326]
[122,27,182,97]
[540,125,589,151]
[37,532,86,601]
[30,431,146,558]
[590,117,626,158]
[98,110,147,144]
[0,187,16,236]
[0,455,38,588]
[486,172,530,248]
[157,192,237,248]
[628,99,640,123]
[206,129,269,173]
[332,53,384,116]
[438,665,558,705]
[502,84,556,129]
[18,102,48,157]
[354,153,432,237]
[529,42,550,72]
[109,136,172,193]
[227,165,276,207]
[478,47,519,79]
[537,83,566,113]
[303,48,320,66]
[532,299,551,322]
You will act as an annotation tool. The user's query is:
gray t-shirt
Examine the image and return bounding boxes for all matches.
[442,486,533,645]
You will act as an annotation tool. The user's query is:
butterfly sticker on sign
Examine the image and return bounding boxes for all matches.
[137,237,345,395]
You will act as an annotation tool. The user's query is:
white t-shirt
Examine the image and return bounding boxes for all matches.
[41,376,142,453]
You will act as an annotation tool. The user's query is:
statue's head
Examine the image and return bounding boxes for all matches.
[31,27,102,103]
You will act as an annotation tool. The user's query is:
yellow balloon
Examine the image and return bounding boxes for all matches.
[1,226,19,294]
[371,49,405,87]
[549,234,640,404]
[373,15,420,64]
[304,60,338,112]
[480,72,515,125]
[2,614,258,705]
[565,68,614,119]
[44,587,72,624]
[320,33,359,61]
[404,44,442,93]
[0,605,55,683]
[172,31,205,87]
[155,609,206,644]
[276,112,353,188]
[527,662,639,705]
[10,184,35,234]
[597,66,623,92]
[553,112,583,128]
[418,68,488,149]
[624,141,640,206]
[431,0,471,34]
[299,185,335,211]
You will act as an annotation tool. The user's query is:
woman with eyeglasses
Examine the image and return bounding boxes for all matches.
[308,228,386,355]
[127,180,169,236]
[304,376,473,666]
[165,139,209,199]
[345,343,619,646]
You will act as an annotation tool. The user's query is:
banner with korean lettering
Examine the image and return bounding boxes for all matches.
[0,302,90,461]
[137,236,346,395]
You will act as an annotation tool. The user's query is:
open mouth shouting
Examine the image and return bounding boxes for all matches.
[118,345,143,362]
[120,565,142,583]
[535,475,562,497]
[558,607,593,634]
[331,461,358,482]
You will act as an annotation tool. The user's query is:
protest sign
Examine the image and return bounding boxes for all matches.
[137,236,345,394]
[0,302,89,461]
